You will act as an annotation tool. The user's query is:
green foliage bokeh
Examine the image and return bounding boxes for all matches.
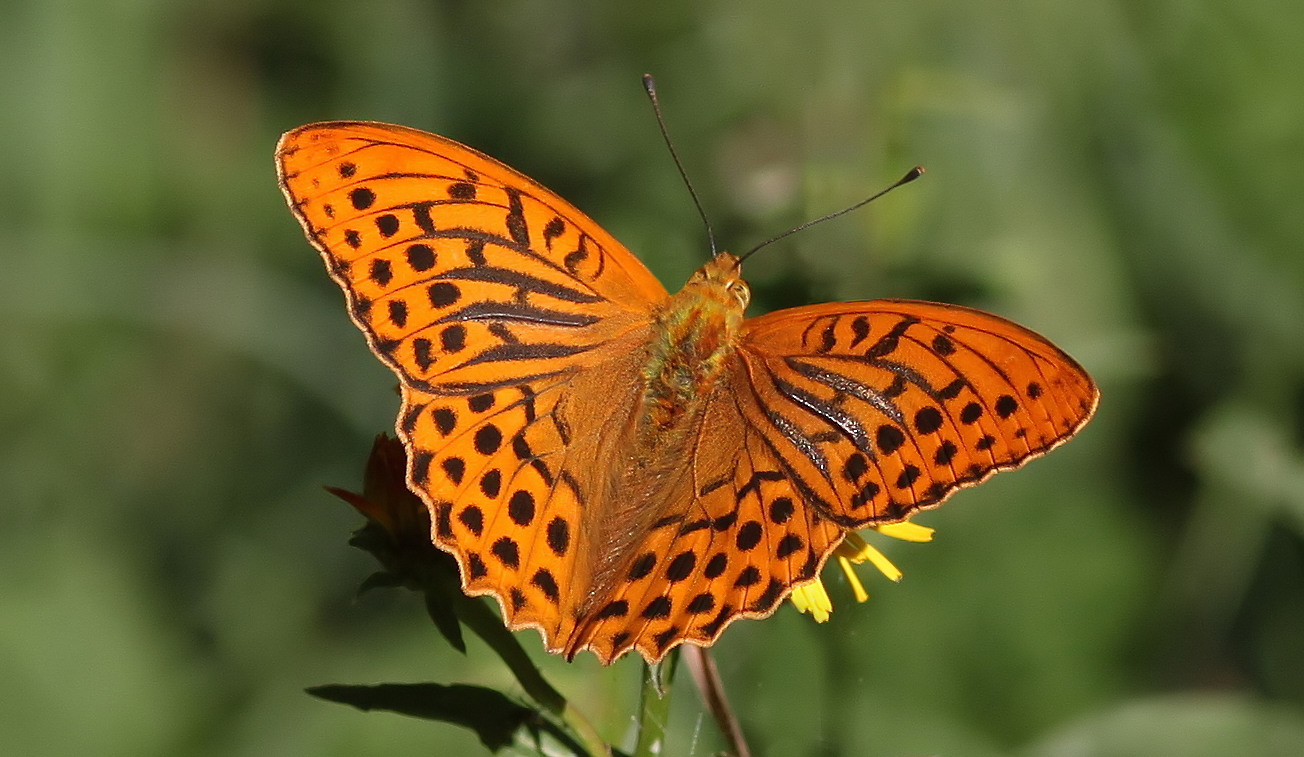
[3,0,1303,754]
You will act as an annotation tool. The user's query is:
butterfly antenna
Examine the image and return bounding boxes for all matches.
[643,74,718,258]
[735,165,925,266]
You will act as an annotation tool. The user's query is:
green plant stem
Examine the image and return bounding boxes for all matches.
[634,652,679,757]
[448,592,565,712]
[562,703,611,757]
[443,589,609,755]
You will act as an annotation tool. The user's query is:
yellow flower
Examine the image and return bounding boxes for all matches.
[789,520,935,622]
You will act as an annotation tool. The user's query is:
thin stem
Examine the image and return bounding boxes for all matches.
[561,703,612,757]
[454,597,611,755]
[415,556,610,756]
[633,651,680,757]
[683,646,751,757]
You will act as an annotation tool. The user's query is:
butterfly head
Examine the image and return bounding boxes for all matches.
[648,251,751,386]
[683,251,750,314]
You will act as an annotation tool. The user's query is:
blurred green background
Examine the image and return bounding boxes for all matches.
[4,0,1303,754]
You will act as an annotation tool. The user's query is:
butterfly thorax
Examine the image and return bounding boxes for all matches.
[640,253,749,437]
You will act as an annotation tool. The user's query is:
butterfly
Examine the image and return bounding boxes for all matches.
[276,121,1098,664]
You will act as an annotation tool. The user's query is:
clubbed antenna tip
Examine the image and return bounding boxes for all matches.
[736,164,927,265]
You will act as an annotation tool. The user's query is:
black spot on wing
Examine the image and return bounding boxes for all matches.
[349,187,375,210]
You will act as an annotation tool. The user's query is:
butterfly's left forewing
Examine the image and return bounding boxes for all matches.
[734,299,1099,528]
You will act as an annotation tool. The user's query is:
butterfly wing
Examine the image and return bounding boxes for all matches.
[561,387,847,662]
[276,121,668,387]
[734,299,1098,527]
[276,122,670,650]
[563,298,1097,661]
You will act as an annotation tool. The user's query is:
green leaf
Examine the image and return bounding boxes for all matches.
[423,586,467,654]
[307,682,538,752]
[356,571,403,594]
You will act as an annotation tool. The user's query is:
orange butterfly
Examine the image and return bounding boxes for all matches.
[276,121,1098,664]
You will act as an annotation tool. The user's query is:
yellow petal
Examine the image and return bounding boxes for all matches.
[790,581,833,622]
[863,545,904,582]
[834,532,872,561]
[875,521,935,542]
[837,555,870,603]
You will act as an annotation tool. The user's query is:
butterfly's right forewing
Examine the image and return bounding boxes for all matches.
[276,122,669,653]
[276,122,666,394]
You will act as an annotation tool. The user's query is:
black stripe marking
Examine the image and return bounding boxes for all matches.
[849,316,870,347]
[563,237,588,276]
[698,475,731,497]
[735,470,784,502]
[677,518,710,535]
[465,238,487,266]
[401,403,425,433]
[543,217,565,248]
[552,410,572,446]
[881,374,908,398]
[747,578,785,613]
[435,370,569,395]
[818,318,838,353]
[461,342,592,367]
[937,378,966,400]
[504,188,529,245]
[711,511,739,531]
[765,408,830,477]
[438,266,605,303]
[653,626,681,653]
[863,317,918,358]
[435,301,600,328]
[411,450,433,485]
[786,359,903,428]
[651,514,682,529]
[596,600,628,619]
[699,604,734,637]
[772,374,872,453]
[559,469,585,508]
[531,569,559,602]
[412,202,437,235]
